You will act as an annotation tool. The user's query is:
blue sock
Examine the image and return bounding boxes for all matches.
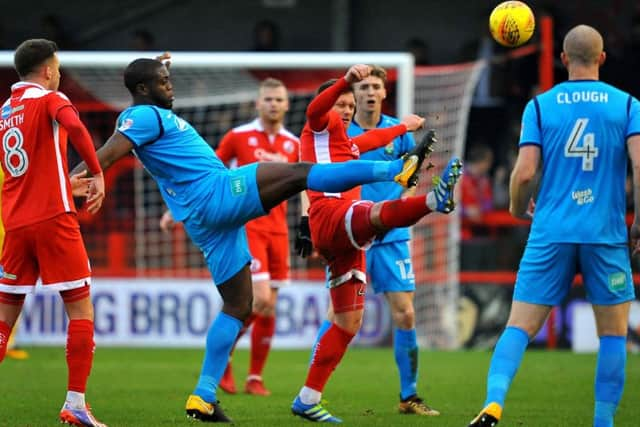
[484,326,529,407]
[593,335,626,427]
[308,319,332,365]
[306,159,403,192]
[193,312,242,403]
[394,328,418,400]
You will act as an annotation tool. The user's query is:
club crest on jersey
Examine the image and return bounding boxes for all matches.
[1,104,11,119]
[174,116,188,131]
[384,142,394,154]
[118,118,133,132]
[283,140,295,153]
[248,136,258,146]
[250,258,261,273]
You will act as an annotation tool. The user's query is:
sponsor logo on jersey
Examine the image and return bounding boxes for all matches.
[572,188,594,205]
[230,175,247,196]
[174,116,188,131]
[118,118,133,132]
[1,104,11,119]
[0,265,16,280]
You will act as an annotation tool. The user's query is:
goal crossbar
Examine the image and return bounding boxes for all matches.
[0,50,415,118]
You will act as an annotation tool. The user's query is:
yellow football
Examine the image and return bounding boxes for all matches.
[489,1,535,47]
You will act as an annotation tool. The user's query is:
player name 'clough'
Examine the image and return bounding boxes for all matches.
[0,113,24,131]
[557,91,608,104]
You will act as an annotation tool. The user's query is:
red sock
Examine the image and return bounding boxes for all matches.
[249,314,276,377]
[378,196,431,228]
[305,323,355,392]
[66,319,95,393]
[0,320,11,363]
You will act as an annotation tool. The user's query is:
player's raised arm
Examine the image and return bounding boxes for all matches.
[353,114,424,153]
[306,65,370,132]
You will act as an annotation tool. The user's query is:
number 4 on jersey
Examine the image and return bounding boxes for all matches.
[564,118,598,171]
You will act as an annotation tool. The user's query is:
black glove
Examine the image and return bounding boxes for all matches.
[295,216,313,258]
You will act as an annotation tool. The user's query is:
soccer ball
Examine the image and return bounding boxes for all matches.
[489,1,535,47]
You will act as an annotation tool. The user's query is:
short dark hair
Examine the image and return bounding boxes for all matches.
[316,78,354,96]
[14,38,58,78]
[124,58,162,95]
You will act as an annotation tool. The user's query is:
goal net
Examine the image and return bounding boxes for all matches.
[0,51,483,349]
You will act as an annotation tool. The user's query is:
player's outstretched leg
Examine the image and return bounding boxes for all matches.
[257,153,430,214]
[394,129,437,188]
[427,157,463,214]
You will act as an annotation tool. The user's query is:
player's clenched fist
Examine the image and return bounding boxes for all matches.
[400,114,426,132]
[344,64,371,83]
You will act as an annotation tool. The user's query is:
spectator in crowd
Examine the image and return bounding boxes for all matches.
[40,14,75,49]
[252,20,280,51]
[405,37,430,66]
[460,143,496,270]
[130,29,155,51]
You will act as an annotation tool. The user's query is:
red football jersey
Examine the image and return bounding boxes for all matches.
[300,110,361,203]
[216,118,299,234]
[0,82,77,231]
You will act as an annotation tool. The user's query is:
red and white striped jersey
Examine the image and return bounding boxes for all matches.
[300,111,361,203]
[0,82,77,231]
[216,118,299,234]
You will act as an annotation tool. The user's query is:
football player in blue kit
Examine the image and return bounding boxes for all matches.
[70,58,433,423]
[469,25,640,427]
[348,65,439,416]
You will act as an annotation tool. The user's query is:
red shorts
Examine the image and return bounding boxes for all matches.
[309,198,376,287]
[0,214,91,293]
[247,227,290,287]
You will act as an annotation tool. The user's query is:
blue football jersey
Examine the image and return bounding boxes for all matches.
[348,114,415,243]
[520,80,640,244]
[116,105,227,221]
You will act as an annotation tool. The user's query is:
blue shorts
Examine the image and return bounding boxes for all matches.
[366,240,415,294]
[182,163,266,285]
[514,242,635,306]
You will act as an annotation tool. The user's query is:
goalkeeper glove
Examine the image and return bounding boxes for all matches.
[295,216,313,258]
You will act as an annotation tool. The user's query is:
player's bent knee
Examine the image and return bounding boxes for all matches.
[392,308,415,329]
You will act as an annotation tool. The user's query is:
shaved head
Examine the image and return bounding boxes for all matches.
[563,25,603,66]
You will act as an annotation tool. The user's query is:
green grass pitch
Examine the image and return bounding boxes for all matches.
[0,347,638,426]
